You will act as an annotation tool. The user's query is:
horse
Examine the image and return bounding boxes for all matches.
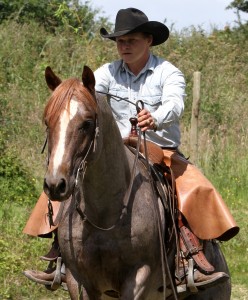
[42,65,231,300]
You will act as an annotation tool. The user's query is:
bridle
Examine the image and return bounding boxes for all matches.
[43,113,99,228]
[42,95,154,232]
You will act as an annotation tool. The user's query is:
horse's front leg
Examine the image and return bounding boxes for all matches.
[66,268,105,300]
[120,265,152,300]
[66,268,89,300]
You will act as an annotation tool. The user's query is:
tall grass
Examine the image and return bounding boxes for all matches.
[199,136,248,289]
[0,20,247,299]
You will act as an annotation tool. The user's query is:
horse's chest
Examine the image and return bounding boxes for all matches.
[60,223,155,269]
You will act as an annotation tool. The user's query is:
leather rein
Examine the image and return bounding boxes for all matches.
[74,98,144,231]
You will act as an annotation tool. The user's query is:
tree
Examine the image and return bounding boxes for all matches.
[227,0,248,13]
[0,0,110,36]
[227,0,248,27]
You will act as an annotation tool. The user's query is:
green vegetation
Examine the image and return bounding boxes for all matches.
[0,1,247,299]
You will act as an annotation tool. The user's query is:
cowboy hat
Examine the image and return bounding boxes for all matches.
[100,8,169,46]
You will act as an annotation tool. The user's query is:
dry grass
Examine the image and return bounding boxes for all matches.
[0,20,248,299]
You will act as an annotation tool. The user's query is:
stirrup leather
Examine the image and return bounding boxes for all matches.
[179,216,215,274]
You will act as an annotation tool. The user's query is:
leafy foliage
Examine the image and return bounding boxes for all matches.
[0,0,111,36]
[0,129,39,206]
[0,2,247,298]
[227,0,248,13]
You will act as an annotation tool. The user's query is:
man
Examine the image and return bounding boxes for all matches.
[24,7,239,295]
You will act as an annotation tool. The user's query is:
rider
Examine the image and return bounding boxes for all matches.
[23,7,239,295]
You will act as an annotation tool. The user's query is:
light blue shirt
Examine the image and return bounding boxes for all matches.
[94,53,186,148]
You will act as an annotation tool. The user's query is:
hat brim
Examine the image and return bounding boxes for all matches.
[100,21,169,46]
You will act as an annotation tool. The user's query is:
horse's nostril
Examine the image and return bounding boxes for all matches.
[58,178,66,194]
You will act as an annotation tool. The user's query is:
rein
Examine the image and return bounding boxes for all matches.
[74,120,143,231]
[73,93,143,231]
[141,131,178,300]
[76,95,177,299]
[96,90,136,106]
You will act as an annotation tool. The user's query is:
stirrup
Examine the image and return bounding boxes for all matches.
[176,258,198,295]
[46,257,63,291]
[186,258,198,293]
[176,258,229,295]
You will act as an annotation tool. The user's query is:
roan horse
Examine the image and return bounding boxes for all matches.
[42,65,231,299]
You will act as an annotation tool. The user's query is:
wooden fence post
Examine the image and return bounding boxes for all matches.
[190,71,201,163]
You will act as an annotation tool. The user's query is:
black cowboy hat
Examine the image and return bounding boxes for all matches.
[100,8,169,46]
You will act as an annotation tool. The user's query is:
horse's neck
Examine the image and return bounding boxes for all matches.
[82,143,130,226]
[79,100,131,226]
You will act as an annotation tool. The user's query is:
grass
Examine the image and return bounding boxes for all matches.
[199,138,248,298]
[0,203,67,299]
[0,19,247,299]
[0,146,247,299]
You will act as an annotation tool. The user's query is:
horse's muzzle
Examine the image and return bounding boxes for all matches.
[43,175,71,201]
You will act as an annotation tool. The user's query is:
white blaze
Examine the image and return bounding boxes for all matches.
[53,99,79,176]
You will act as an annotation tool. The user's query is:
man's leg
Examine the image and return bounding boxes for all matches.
[175,215,229,294]
[162,149,231,294]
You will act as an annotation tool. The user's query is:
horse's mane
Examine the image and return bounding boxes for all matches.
[43,78,97,126]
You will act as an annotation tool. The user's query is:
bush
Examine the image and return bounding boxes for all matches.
[0,130,39,206]
[0,16,247,299]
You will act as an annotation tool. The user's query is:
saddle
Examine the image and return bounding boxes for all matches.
[123,136,165,166]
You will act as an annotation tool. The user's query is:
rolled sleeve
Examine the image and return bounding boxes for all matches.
[151,69,186,130]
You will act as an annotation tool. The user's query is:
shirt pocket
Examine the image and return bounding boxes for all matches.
[141,95,162,112]
[140,84,162,112]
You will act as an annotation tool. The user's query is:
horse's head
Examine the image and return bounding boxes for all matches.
[43,66,97,201]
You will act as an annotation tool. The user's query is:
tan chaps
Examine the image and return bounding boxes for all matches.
[23,150,239,241]
[162,149,239,241]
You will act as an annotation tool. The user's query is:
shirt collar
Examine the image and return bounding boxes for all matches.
[121,53,155,76]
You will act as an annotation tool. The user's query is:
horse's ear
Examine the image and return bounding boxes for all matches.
[82,65,95,94]
[45,66,62,91]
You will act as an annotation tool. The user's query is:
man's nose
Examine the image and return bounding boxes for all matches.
[122,41,131,47]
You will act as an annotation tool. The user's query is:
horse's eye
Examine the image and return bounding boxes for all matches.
[78,120,93,132]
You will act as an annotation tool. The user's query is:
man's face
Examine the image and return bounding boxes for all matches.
[116,32,152,65]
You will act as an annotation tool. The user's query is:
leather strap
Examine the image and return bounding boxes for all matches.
[187,258,198,293]
[179,217,215,274]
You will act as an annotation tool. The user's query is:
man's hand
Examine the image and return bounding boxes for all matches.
[137,109,157,132]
